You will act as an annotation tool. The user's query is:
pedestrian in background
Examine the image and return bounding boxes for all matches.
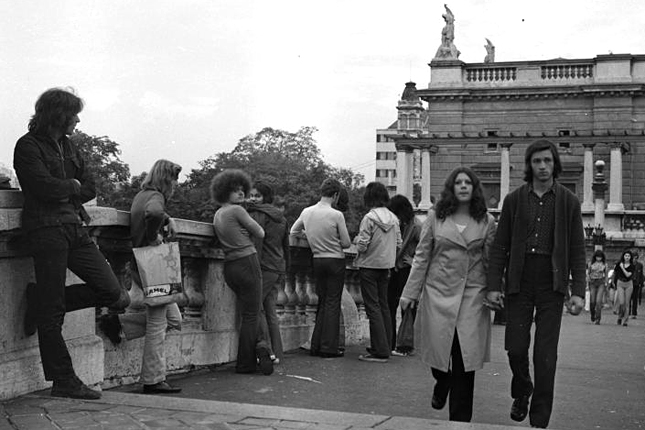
[587,250,608,325]
[290,178,351,358]
[247,181,289,364]
[486,139,586,429]
[14,88,128,400]
[400,167,496,422]
[613,250,634,326]
[355,182,401,363]
[629,251,643,319]
[99,159,183,394]
[211,169,273,375]
[386,195,421,356]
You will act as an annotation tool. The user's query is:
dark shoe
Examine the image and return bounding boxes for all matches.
[143,381,182,394]
[257,347,274,375]
[595,319,600,325]
[431,380,450,410]
[358,354,388,363]
[623,320,628,326]
[51,376,101,400]
[319,350,344,358]
[108,286,131,311]
[510,392,531,422]
[617,318,622,325]
[24,283,37,337]
[98,314,122,345]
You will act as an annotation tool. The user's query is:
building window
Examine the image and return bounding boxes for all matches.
[486,130,498,137]
[558,129,571,137]
[485,143,499,152]
[559,142,570,149]
[376,135,382,143]
[391,169,396,178]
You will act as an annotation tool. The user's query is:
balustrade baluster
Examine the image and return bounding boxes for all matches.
[181,258,205,321]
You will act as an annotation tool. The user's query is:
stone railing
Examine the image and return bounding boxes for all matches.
[0,191,368,400]
[541,63,593,80]
[465,67,517,83]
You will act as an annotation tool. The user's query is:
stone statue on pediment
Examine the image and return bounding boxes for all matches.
[434,4,461,60]
[484,38,495,63]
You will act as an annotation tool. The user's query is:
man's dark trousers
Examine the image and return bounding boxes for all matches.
[311,258,345,355]
[28,224,122,381]
[505,254,564,429]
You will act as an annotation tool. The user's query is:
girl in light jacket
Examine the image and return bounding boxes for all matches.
[400,167,496,423]
[355,182,402,363]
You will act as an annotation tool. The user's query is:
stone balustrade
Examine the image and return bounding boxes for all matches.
[0,191,368,400]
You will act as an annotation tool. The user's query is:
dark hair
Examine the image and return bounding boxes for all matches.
[363,182,389,208]
[523,139,562,182]
[252,181,274,204]
[28,87,84,136]
[320,178,341,197]
[591,249,606,264]
[141,159,182,200]
[210,169,251,204]
[434,167,488,222]
[334,187,349,212]
[619,250,634,265]
[387,194,415,225]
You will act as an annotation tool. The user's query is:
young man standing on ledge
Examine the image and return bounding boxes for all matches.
[485,139,586,429]
[14,88,128,400]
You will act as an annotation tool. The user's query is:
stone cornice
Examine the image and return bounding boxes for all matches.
[417,84,645,102]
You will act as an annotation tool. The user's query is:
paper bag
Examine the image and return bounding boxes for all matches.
[132,242,183,303]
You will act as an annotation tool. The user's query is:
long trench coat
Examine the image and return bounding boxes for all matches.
[401,210,496,372]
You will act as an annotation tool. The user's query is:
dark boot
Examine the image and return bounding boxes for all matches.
[51,376,101,400]
[98,314,122,345]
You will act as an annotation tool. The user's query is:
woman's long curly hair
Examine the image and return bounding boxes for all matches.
[434,166,488,222]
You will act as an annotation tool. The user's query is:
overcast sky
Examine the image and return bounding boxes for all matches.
[1,0,644,183]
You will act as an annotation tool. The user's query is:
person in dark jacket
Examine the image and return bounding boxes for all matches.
[13,88,128,400]
[486,139,586,429]
[247,181,289,363]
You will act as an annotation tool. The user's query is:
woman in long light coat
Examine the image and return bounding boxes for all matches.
[400,167,496,423]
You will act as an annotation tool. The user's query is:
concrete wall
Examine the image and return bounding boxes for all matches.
[0,190,369,400]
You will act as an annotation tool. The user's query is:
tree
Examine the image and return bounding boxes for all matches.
[172,126,366,234]
[71,130,131,207]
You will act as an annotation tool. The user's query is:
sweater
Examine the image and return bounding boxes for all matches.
[486,181,586,298]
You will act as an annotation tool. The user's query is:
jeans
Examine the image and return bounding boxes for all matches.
[224,254,266,372]
[431,332,475,422]
[258,271,284,359]
[311,258,345,355]
[588,279,605,322]
[387,266,411,350]
[505,254,564,429]
[359,268,392,358]
[615,279,633,320]
[27,224,122,381]
[120,303,182,384]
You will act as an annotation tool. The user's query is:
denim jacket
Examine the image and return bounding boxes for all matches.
[13,131,95,232]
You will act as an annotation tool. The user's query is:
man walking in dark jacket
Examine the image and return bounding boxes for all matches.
[13,88,128,399]
[486,139,586,428]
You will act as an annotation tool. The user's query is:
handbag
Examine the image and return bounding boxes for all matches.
[132,241,185,307]
[396,307,416,350]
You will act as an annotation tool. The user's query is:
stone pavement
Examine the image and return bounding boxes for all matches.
[2,308,644,430]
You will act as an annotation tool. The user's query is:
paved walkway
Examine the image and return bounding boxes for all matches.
[2,308,644,430]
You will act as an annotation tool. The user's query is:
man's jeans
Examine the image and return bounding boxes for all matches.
[27,224,122,381]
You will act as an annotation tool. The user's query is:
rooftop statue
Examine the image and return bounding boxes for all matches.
[434,4,461,60]
[484,38,495,63]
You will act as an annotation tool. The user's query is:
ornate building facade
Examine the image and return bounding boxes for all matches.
[376,54,645,221]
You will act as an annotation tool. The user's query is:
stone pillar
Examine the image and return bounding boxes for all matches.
[607,142,624,211]
[592,160,608,250]
[581,143,595,212]
[396,148,414,201]
[498,143,512,209]
[418,146,437,210]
